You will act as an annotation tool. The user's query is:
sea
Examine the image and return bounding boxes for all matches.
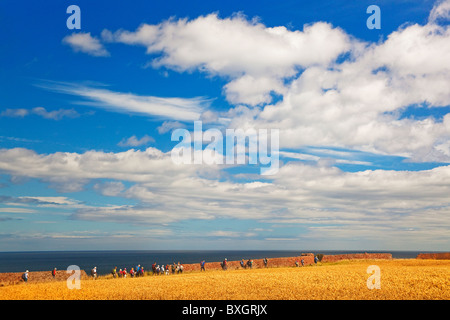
[0,250,431,275]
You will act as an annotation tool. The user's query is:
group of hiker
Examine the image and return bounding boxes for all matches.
[21,255,322,282]
[107,262,184,279]
[110,264,145,278]
[153,262,184,275]
[221,257,269,270]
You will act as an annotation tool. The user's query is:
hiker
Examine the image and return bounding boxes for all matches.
[263,258,268,268]
[240,259,245,269]
[130,268,135,277]
[301,259,305,267]
[123,268,127,278]
[222,258,228,270]
[161,265,165,275]
[152,263,157,275]
[140,266,145,277]
[165,264,170,275]
[91,267,97,279]
[52,268,57,279]
[200,260,206,271]
[246,259,253,269]
[112,267,117,278]
[176,262,183,274]
[135,264,140,277]
[22,270,29,283]
[314,256,318,265]
[295,260,299,267]
[172,263,176,274]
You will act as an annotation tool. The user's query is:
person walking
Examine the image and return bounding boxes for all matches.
[91,267,97,279]
[222,258,228,271]
[165,264,170,275]
[172,262,176,274]
[135,264,140,277]
[52,268,57,279]
[263,258,268,268]
[22,270,29,283]
[200,260,206,272]
[112,266,117,278]
[314,256,318,265]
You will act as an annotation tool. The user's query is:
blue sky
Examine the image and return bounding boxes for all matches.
[0,0,449,251]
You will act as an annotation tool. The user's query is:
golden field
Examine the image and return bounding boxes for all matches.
[0,259,449,300]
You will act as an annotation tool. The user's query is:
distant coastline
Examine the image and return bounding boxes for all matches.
[0,250,447,275]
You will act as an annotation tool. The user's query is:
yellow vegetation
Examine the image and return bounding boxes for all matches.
[1,259,449,300]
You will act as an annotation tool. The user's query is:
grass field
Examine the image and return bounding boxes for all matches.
[0,259,449,300]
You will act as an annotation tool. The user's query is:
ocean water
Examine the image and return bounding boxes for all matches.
[0,250,427,275]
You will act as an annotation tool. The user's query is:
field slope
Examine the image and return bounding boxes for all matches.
[0,259,449,300]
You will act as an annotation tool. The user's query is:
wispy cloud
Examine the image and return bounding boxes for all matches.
[157,121,185,134]
[429,0,450,23]
[1,107,79,120]
[38,81,210,121]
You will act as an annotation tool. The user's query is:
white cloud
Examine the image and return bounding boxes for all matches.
[0,147,449,248]
[102,10,450,163]
[104,13,351,105]
[118,135,155,147]
[205,230,257,238]
[40,82,209,121]
[429,0,450,23]
[93,181,125,197]
[157,121,185,134]
[62,32,110,57]
[225,20,450,162]
[21,196,79,206]
[0,109,29,117]
[0,208,36,213]
[1,107,79,120]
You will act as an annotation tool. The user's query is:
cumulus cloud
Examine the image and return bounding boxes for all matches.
[0,147,449,247]
[100,9,450,163]
[93,181,125,196]
[224,18,450,162]
[62,32,110,57]
[103,13,351,105]
[118,135,155,147]
[8,3,450,248]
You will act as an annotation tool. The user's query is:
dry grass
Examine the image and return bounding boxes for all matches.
[0,259,449,300]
